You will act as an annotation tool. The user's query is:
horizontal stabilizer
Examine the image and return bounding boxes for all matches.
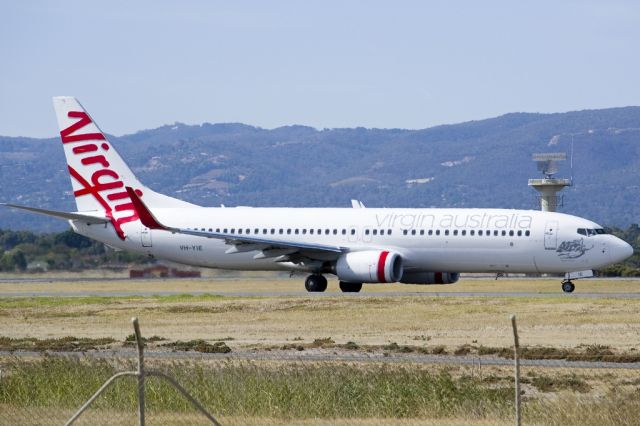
[1,203,109,224]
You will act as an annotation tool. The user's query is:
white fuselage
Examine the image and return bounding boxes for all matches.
[71,207,631,276]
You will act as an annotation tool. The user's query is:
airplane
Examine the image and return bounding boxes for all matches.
[2,97,634,293]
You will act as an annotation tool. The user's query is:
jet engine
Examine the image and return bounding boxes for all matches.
[335,250,403,283]
[400,272,460,285]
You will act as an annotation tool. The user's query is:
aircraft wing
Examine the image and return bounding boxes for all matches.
[125,188,346,263]
[1,203,110,224]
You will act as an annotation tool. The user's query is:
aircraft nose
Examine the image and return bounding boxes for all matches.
[611,238,634,263]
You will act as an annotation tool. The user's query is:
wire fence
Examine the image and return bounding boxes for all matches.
[1,316,639,425]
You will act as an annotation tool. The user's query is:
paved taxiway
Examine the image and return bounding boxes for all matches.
[1,290,640,298]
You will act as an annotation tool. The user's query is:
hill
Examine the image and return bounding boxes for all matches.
[1,107,640,231]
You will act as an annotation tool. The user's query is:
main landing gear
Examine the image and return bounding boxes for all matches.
[339,281,363,293]
[305,274,327,292]
[561,279,575,293]
[303,275,364,293]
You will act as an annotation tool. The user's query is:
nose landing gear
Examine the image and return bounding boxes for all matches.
[561,279,575,293]
[560,270,593,293]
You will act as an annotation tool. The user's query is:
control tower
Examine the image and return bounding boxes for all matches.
[528,153,571,212]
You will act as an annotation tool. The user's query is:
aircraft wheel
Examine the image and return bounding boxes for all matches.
[305,274,327,292]
[339,281,363,293]
[561,281,575,293]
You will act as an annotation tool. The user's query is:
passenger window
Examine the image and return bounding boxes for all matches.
[453,230,458,236]
[388,229,392,235]
[478,230,482,236]
[333,229,337,235]
[263,229,267,234]
[403,230,408,235]
[445,230,450,236]
[470,230,475,236]
[351,229,356,235]
[255,228,259,234]
[525,230,530,237]
[279,229,283,234]
[230,229,235,234]
[223,228,228,233]
[411,230,416,235]
[501,230,506,236]
[509,230,514,237]
[342,229,346,235]
[365,229,370,235]
[216,228,220,233]
[310,229,314,235]
[270,229,275,234]
[286,229,291,234]
[380,229,385,235]
[461,230,466,236]
[238,229,243,234]
[428,230,433,236]
[246,228,250,234]
[325,229,330,235]
[494,230,498,236]
[295,229,299,235]
[373,229,378,235]
[517,230,522,237]
[436,230,440,236]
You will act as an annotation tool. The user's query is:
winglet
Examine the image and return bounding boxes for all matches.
[125,187,167,230]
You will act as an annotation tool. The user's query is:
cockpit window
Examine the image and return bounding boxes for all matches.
[577,228,607,236]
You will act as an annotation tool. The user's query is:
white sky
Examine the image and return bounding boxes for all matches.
[1,0,639,137]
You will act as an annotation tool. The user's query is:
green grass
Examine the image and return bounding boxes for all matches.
[0,293,229,310]
[2,356,639,424]
[0,357,513,419]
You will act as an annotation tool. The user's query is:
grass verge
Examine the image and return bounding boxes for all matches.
[0,356,512,420]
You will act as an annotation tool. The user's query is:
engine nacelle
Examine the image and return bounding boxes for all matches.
[335,251,403,283]
[400,272,460,285]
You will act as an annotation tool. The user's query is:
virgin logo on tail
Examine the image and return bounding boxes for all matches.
[61,111,141,240]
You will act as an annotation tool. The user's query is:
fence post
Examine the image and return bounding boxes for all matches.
[511,314,521,426]
[132,317,145,426]
[66,318,219,425]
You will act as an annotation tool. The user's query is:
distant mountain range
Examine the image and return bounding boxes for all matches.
[2,107,640,232]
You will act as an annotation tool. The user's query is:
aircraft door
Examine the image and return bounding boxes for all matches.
[544,221,558,250]
[141,226,153,247]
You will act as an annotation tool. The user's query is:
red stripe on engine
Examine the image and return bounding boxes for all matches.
[377,251,390,283]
